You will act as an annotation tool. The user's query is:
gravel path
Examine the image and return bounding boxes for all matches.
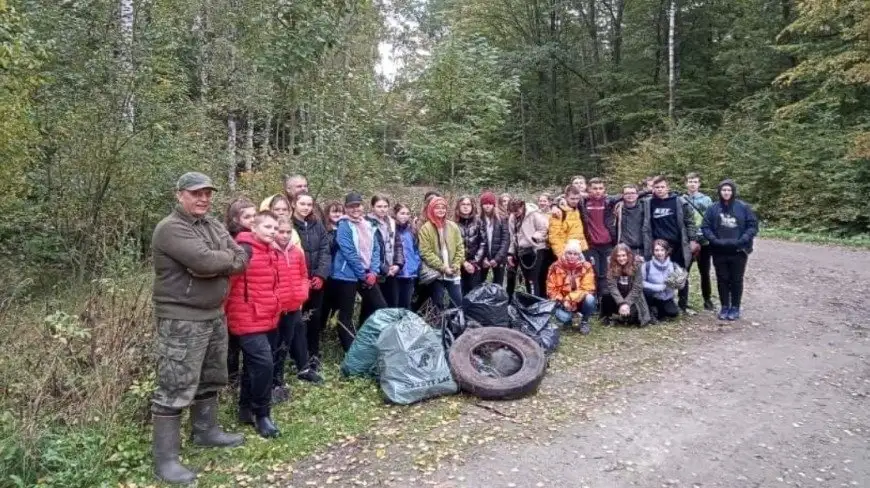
[426,239,870,488]
[288,239,870,487]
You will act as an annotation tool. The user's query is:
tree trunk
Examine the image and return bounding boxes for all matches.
[262,113,271,158]
[588,0,599,65]
[244,112,254,172]
[667,0,678,124]
[653,0,666,85]
[227,113,237,190]
[288,109,297,156]
[612,0,625,67]
[119,0,135,132]
[192,4,208,102]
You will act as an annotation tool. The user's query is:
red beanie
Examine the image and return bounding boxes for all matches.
[480,192,497,206]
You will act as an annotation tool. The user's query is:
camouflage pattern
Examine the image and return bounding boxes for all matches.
[152,316,229,410]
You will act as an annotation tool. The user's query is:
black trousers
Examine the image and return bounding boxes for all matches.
[227,334,241,385]
[644,291,680,320]
[480,265,505,287]
[380,276,399,308]
[238,332,273,417]
[713,252,749,308]
[412,281,434,312]
[315,279,339,357]
[600,294,640,325]
[514,249,548,298]
[696,244,713,302]
[587,244,613,301]
[539,249,556,294]
[303,287,325,359]
[461,268,480,296]
[333,279,387,351]
[273,311,305,388]
[395,277,416,309]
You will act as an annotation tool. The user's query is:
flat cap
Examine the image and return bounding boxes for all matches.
[176,172,216,192]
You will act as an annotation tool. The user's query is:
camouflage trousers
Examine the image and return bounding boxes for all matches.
[152,316,228,410]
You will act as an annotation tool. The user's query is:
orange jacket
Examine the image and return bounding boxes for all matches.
[546,259,596,306]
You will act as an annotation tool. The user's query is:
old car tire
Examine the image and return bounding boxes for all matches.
[448,327,546,400]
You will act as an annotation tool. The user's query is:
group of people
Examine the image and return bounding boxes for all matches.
[149,170,758,484]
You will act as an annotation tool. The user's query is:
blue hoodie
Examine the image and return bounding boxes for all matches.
[396,222,420,278]
[331,217,382,282]
[701,179,758,254]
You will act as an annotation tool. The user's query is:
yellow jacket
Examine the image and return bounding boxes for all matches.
[548,205,588,257]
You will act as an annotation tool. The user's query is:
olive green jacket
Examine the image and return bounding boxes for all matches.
[151,206,248,320]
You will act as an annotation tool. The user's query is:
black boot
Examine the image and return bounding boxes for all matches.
[255,415,280,438]
[152,413,197,484]
[237,406,254,425]
[190,395,245,448]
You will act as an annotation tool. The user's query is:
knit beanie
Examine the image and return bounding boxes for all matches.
[480,192,497,206]
[564,239,583,255]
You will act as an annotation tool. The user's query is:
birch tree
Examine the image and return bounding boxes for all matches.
[118,0,135,131]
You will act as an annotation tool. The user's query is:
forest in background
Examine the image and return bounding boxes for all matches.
[0,0,868,288]
[0,1,869,485]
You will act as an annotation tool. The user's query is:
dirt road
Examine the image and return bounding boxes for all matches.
[290,240,870,487]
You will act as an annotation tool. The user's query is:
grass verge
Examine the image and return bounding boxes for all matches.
[761,226,870,249]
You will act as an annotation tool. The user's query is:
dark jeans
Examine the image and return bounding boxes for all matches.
[227,334,241,385]
[380,276,399,308]
[303,287,325,359]
[238,332,273,417]
[644,291,680,320]
[713,252,749,308]
[273,311,305,388]
[412,281,434,312]
[480,265,505,286]
[587,244,613,300]
[432,279,463,310]
[600,294,640,324]
[396,277,416,309]
[697,244,713,302]
[334,279,387,351]
[665,240,690,309]
[461,268,480,296]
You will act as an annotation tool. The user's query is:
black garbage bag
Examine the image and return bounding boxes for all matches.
[441,308,480,350]
[462,283,511,327]
[508,292,561,354]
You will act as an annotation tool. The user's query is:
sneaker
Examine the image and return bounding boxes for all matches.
[601,317,614,327]
[297,368,324,385]
[726,307,741,321]
[717,307,730,321]
[703,300,716,311]
[579,319,591,335]
[271,385,290,404]
[681,307,697,316]
[308,355,322,372]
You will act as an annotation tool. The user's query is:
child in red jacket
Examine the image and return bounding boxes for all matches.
[225,211,281,438]
[271,216,310,402]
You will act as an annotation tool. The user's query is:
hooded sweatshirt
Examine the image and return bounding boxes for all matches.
[701,179,759,254]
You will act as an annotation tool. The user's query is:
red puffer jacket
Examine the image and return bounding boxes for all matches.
[274,239,309,312]
[225,232,280,336]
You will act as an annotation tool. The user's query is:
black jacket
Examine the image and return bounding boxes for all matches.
[457,215,486,265]
[481,215,509,264]
[293,216,331,279]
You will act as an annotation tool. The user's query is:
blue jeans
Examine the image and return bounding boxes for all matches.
[554,294,597,325]
[432,279,463,310]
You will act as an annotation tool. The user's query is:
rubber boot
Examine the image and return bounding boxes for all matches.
[152,414,196,485]
[190,395,245,448]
